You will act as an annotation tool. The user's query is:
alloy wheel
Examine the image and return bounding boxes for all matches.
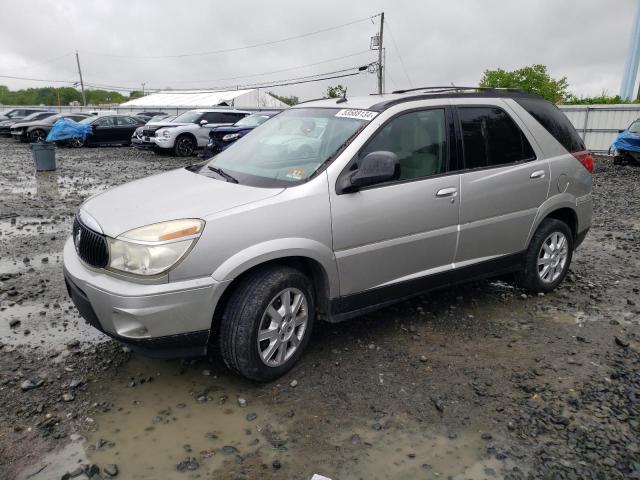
[257,288,309,367]
[176,137,194,156]
[537,231,569,283]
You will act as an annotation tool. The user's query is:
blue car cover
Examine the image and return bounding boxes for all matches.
[610,129,640,153]
[46,118,93,142]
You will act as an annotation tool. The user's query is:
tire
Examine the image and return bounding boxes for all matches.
[219,265,315,381]
[68,136,84,148]
[174,135,196,157]
[29,129,47,143]
[516,218,573,293]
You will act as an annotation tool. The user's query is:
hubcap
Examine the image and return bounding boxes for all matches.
[537,231,569,283]
[177,138,193,156]
[257,288,308,367]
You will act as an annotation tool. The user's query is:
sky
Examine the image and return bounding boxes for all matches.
[0,0,637,102]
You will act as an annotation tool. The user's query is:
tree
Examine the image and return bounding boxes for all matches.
[479,64,570,103]
[268,92,298,106]
[129,90,144,100]
[325,85,347,98]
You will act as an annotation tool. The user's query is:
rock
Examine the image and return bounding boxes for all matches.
[103,464,118,477]
[272,459,282,470]
[176,457,199,472]
[350,434,362,444]
[62,393,75,402]
[289,379,298,388]
[372,422,382,431]
[66,340,80,349]
[419,355,428,362]
[246,413,257,421]
[221,446,238,455]
[480,432,493,441]
[9,319,20,328]
[614,336,630,348]
[237,397,247,407]
[20,379,43,391]
[431,397,444,413]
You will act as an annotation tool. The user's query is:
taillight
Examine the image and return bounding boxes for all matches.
[572,150,594,173]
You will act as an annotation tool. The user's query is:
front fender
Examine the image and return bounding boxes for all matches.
[211,238,339,298]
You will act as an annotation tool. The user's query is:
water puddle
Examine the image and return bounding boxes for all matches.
[19,357,521,479]
[0,301,106,350]
[0,215,71,238]
[0,172,108,199]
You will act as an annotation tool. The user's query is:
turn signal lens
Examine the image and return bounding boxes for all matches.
[120,219,204,242]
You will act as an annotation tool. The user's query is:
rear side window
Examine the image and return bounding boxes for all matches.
[514,97,585,153]
[458,107,536,169]
[203,112,246,124]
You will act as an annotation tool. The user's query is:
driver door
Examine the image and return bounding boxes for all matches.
[330,107,460,297]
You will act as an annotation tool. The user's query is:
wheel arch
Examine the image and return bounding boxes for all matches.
[527,197,579,247]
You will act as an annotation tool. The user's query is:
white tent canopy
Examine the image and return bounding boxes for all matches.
[121,89,288,109]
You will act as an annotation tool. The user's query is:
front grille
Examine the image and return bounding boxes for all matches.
[73,217,109,268]
[142,126,160,137]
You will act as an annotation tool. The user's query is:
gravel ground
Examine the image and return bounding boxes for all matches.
[0,138,638,480]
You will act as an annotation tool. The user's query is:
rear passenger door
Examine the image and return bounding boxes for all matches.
[454,103,549,266]
[115,116,139,141]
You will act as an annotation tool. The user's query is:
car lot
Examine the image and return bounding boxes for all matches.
[0,138,639,479]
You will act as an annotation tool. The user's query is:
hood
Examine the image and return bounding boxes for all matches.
[212,125,252,135]
[10,120,47,129]
[153,122,191,129]
[81,167,284,237]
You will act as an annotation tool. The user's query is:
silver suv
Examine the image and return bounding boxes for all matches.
[63,88,593,381]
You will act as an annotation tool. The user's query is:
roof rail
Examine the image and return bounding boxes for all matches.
[391,86,527,94]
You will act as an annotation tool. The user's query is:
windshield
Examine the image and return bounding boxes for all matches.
[21,112,50,122]
[172,111,202,123]
[43,114,63,124]
[234,114,273,128]
[629,120,640,134]
[201,108,372,187]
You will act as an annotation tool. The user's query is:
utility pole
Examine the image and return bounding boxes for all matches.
[142,82,146,96]
[75,50,86,106]
[377,12,384,95]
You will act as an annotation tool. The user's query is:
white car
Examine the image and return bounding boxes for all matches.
[152,109,251,156]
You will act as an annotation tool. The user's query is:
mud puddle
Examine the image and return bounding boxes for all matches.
[0,301,105,350]
[22,357,522,479]
[0,215,70,238]
[0,251,62,275]
[0,171,108,198]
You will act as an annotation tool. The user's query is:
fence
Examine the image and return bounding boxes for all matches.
[559,104,640,153]
[0,104,279,117]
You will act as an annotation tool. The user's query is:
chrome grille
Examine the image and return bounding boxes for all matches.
[73,217,108,268]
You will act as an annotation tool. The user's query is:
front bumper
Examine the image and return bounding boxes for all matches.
[63,237,227,357]
[131,136,156,150]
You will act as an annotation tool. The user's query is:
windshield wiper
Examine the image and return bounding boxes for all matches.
[207,166,238,183]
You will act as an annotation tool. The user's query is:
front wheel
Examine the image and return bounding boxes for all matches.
[516,218,573,293]
[29,129,47,143]
[174,135,196,157]
[218,266,315,381]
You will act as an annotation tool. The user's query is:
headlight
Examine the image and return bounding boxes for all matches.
[163,130,170,138]
[107,219,204,276]
[222,133,241,141]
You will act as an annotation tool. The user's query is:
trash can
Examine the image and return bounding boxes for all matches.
[31,142,56,171]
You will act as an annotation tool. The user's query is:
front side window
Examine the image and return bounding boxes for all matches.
[201,108,369,187]
[358,109,447,181]
[173,111,203,124]
[116,116,135,125]
[459,107,535,169]
[93,116,115,127]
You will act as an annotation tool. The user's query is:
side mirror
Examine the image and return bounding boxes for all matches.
[199,120,208,126]
[618,129,625,133]
[339,151,399,193]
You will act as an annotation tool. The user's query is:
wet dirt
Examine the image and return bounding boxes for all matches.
[1,139,639,480]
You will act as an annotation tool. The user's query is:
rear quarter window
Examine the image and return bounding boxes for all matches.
[515,97,585,153]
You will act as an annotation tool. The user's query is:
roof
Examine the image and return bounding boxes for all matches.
[121,89,288,108]
[294,88,543,112]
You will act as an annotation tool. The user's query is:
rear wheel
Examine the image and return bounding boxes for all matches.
[174,135,196,157]
[29,129,47,143]
[516,218,573,293]
[218,266,315,381]
[68,136,84,148]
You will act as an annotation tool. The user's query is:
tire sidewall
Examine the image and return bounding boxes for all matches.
[229,269,315,381]
[525,219,574,292]
[174,135,195,157]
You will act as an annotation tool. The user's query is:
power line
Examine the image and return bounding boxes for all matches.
[0,74,75,84]
[384,19,413,88]
[83,14,381,59]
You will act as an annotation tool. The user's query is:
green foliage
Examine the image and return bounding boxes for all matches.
[0,85,128,106]
[325,85,347,98]
[128,90,144,100]
[268,91,299,106]
[479,65,570,103]
[562,90,640,105]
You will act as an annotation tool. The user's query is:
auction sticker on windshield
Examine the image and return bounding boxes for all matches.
[335,109,378,121]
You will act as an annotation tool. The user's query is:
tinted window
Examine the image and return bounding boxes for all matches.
[515,97,584,153]
[458,107,535,169]
[358,109,447,181]
[115,116,136,125]
[93,117,115,127]
[203,112,247,124]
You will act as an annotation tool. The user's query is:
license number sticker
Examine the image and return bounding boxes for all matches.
[335,109,378,121]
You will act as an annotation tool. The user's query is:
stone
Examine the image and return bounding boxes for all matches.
[289,379,298,388]
[103,464,118,477]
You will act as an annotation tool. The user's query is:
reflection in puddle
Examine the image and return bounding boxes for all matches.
[0,252,62,275]
[0,215,70,238]
[19,357,520,479]
[16,441,88,480]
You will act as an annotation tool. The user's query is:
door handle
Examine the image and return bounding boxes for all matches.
[530,170,546,179]
[436,187,458,198]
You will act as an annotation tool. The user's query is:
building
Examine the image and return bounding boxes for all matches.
[121,88,288,110]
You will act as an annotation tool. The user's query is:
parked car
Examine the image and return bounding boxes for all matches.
[609,118,640,164]
[202,111,279,159]
[0,107,49,122]
[64,88,592,381]
[150,109,251,156]
[0,111,57,136]
[10,113,90,142]
[132,111,167,122]
[70,114,146,147]
[131,115,177,150]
